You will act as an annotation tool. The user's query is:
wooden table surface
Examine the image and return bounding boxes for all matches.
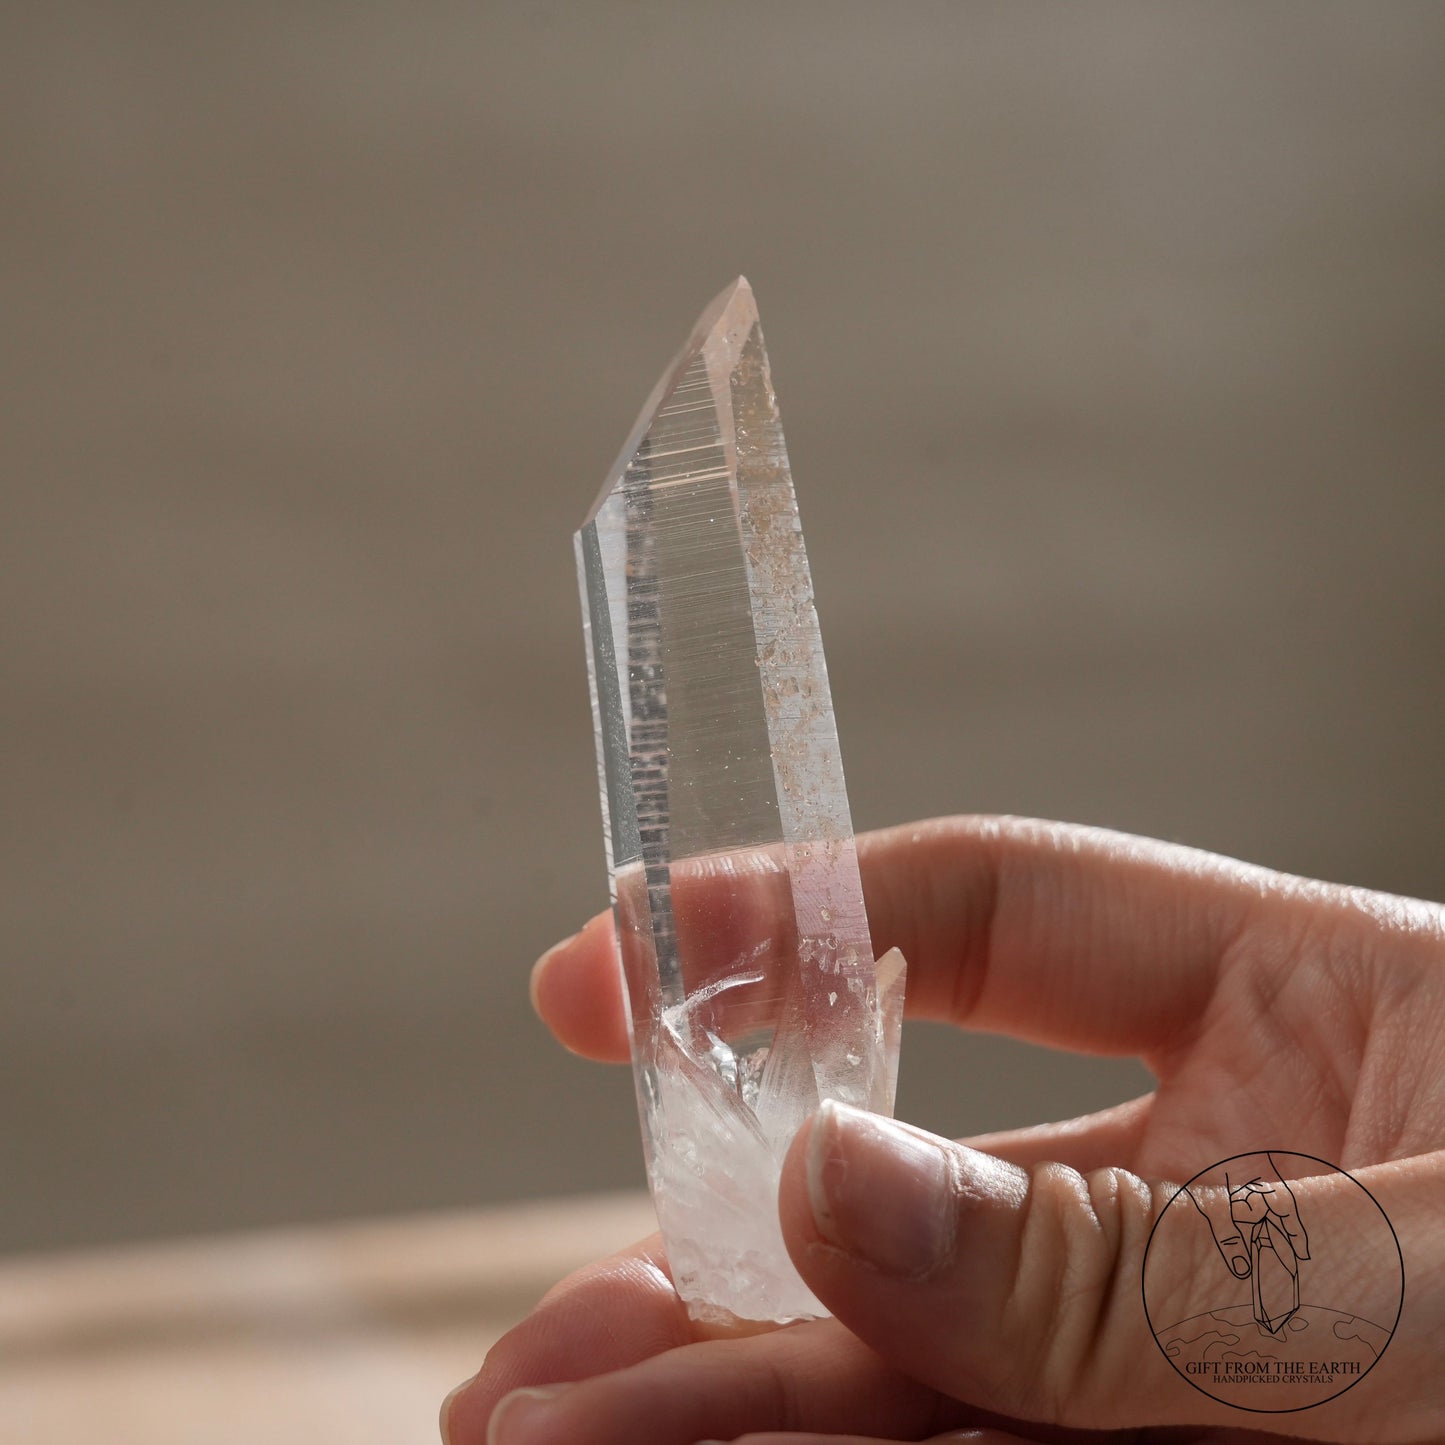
[0,1192,657,1444]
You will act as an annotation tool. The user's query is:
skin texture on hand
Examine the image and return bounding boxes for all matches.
[444,816,1445,1445]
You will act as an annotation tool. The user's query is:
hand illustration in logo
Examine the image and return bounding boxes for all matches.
[1187,1152,1310,1334]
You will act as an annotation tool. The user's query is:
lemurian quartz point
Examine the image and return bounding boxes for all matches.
[574,278,906,1325]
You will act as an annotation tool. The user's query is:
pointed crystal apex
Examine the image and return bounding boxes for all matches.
[584,278,757,526]
[574,283,905,1325]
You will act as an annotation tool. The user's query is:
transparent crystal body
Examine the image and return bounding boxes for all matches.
[574,278,905,1324]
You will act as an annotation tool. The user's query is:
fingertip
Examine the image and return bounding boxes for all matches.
[530,912,632,1062]
[439,1373,474,1445]
[441,1377,483,1445]
[528,934,576,1015]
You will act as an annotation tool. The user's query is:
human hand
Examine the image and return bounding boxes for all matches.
[443,816,1445,1444]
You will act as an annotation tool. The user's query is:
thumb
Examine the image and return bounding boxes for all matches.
[778,1102,1221,1433]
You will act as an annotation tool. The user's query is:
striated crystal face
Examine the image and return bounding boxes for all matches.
[574,278,905,1325]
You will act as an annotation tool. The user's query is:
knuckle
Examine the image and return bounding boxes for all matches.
[757,1346,806,1434]
[1006,1162,1154,1421]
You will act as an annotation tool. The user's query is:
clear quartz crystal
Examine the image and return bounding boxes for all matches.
[574,278,905,1325]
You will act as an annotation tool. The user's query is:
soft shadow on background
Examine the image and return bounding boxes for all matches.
[2,3,1442,1254]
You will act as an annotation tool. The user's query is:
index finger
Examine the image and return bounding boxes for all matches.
[532,815,1266,1066]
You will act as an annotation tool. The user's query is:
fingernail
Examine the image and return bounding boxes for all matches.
[806,1100,955,1279]
[486,1384,567,1445]
[1230,1253,1250,1278]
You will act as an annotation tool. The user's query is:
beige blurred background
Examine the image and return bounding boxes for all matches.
[2,2,1443,1257]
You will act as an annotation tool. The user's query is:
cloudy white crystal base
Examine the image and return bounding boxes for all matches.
[639,947,909,1327]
